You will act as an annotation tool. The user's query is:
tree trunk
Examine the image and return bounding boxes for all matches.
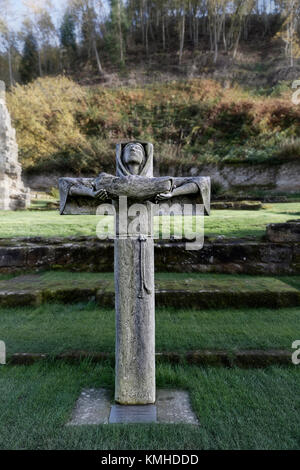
[233,28,241,59]
[179,11,185,65]
[140,5,144,44]
[145,14,149,56]
[162,16,165,50]
[223,21,227,52]
[290,24,294,67]
[195,17,198,47]
[213,18,218,63]
[117,0,124,63]
[93,38,104,75]
[38,49,43,77]
[7,45,14,87]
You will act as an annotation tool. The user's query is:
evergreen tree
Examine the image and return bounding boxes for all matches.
[19,32,39,83]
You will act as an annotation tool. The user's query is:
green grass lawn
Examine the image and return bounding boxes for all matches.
[1,302,299,355]
[1,270,297,294]
[0,203,299,239]
[0,362,299,449]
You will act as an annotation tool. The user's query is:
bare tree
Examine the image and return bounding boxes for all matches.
[275,0,300,67]
[0,0,17,86]
[178,1,186,65]
[69,0,105,74]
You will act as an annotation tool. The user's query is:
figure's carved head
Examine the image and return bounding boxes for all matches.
[116,141,153,177]
[122,142,146,175]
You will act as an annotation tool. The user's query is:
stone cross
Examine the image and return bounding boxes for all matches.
[59,141,210,415]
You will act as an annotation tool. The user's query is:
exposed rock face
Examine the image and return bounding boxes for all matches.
[187,162,300,194]
[0,81,30,210]
[24,160,300,196]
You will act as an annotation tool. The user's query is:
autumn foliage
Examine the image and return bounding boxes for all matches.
[7,75,300,175]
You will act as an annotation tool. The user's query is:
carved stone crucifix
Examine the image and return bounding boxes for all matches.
[60,141,210,415]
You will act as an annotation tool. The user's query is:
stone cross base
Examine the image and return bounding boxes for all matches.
[68,389,199,425]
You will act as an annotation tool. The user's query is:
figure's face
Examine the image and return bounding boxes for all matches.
[122,143,145,175]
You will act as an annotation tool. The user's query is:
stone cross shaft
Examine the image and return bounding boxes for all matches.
[60,141,210,405]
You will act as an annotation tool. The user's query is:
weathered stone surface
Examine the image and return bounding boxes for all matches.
[0,236,299,274]
[67,388,198,425]
[0,81,30,210]
[0,290,41,307]
[114,237,155,405]
[68,388,112,425]
[156,389,199,425]
[186,161,300,193]
[211,201,262,210]
[266,220,300,243]
[0,247,27,267]
[25,161,300,196]
[59,141,212,408]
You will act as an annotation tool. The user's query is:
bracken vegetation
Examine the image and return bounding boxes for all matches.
[7,75,300,175]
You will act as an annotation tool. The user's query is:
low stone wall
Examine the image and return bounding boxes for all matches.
[266,220,300,243]
[0,236,299,274]
[24,161,300,194]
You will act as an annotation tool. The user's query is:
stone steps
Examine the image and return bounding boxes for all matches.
[0,236,299,275]
[0,273,299,309]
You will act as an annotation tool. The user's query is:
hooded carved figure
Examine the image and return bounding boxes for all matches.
[59,141,210,215]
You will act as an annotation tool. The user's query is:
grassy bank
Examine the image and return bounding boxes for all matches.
[0,203,299,238]
[7,77,300,176]
[0,362,299,450]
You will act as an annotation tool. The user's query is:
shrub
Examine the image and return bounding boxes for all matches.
[6,75,300,175]
[7,76,87,173]
[211,180,225,198]
[273,138,300,162]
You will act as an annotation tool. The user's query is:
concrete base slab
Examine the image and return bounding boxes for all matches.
[156,389,199,425]
[68,388,199,425]
[67,388,111,425]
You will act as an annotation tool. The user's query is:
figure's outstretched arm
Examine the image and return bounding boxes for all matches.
[156,182,198,201]
[69,186,109,201]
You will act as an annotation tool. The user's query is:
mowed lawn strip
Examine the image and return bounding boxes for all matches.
[1,271,299,293]
[0,272,299,310]
[0,302,299,355]
[0,362,299,450]
[0,202,299,238]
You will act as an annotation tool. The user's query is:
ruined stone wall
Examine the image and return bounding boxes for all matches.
[0,236,298,275]
[24,160,300,196]
[0,81,30,210]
